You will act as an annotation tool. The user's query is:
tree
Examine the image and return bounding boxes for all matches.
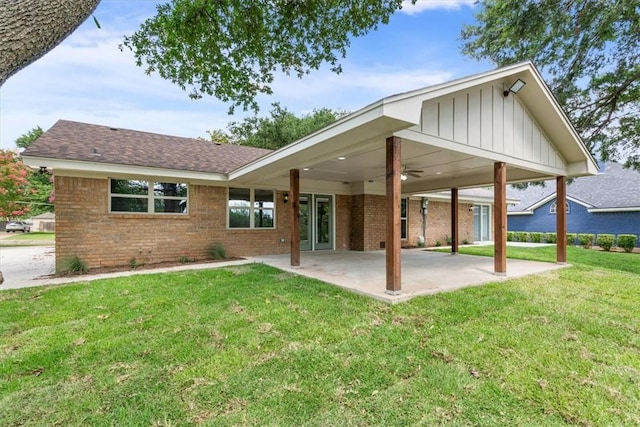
[209,104,349,150]
[0,0,100,86]
[122,0,415,112]
[15,126,43,149]
[461,0,640,170]
[0,150,31,220]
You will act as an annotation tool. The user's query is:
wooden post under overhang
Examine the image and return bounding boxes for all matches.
[386,136,402,294]
[556,176,567,264]
[451,188,459,254]
[290,169,300,267]
[494,162,507,275]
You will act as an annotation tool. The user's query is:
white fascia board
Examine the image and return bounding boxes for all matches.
[396,129,569,177]
[507,211,533,215]
[229,102,388,180]
[567,160,599,176]
[410,192,518,205]
[526,193,593,212]
[588,206,640,213]
[21,155,228,182]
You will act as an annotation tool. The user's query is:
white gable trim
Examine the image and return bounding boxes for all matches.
[588,206,640,213]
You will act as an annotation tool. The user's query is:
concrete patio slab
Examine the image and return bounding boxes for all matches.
[252,249,568,303]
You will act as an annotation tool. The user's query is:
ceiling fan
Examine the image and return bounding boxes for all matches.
[401,165,423,180]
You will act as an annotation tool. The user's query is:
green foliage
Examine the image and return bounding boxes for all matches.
[0,150,31,220]
[506,231,514,242]
[578,234,595,249]
[445,235,452,246]
[23,169,54,217]
[617,234,638,253]
[207,242,227,260]
[596,234,615,252]
[529,232,542,243]
[61,255,88,273]
[543,232,557,244]
[462,237,470,245]
[462,1,640,169]
[122,1,412,113]
[567,233,577,245]
[435,240,442,247]
[129,257,145,269]
[15,126,43,149]
[210,103,349,150]
[515,231,529,243]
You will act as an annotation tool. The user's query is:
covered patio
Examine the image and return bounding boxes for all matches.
[256,248,567,303]
[232,61,597,296]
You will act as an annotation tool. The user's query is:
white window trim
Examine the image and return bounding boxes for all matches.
[549,201,570,215]
[227,187,276,229]
[109,178,188,215]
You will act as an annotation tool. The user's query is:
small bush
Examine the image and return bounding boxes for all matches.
[578,233,595,248]
[62,255,88,273]
[445,235,452,246]
[207,242,227,260]
[515,232,529,243]
[596,234,615,251]
[530,232,542,243]
[435,240,442,247]
[566,233,577,245]
[544,233,557,244]
[129,257,139,269]
[617,234,637,253]
[462,238,470,245]
[506,231,515,242]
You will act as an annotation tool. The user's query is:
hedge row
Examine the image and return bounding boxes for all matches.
[507,231,638,252]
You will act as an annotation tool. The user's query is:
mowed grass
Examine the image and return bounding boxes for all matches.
[0,232,54,246]
[1,251,639,426]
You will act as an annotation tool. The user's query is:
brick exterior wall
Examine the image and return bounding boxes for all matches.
[422,200,475,246]
[335,194,352,251]
[350,194,388,251]
[55,177,296,271]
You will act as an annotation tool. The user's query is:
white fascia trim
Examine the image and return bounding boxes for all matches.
[21,155,228,182]
[229,102,389,180]
[525,193,593,212]
[410,192,518,205]
[507,211,533,215]
[588,206,640,213]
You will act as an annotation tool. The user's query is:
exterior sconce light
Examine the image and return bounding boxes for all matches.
[503,78,526,97]
[39,166,49,174]
[401,173,408,181]
[469,206,474,212]
[283,192,289,203]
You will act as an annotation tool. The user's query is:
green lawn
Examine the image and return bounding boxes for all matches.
[1,249,639,425]
[0,232,54,246]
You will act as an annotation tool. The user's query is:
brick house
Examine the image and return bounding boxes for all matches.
[22,62,597,294]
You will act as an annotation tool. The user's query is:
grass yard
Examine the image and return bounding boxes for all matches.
[1,249,639,425]
[0,232,54,246]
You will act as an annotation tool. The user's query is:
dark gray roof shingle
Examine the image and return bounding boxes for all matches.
[22,120,271,174]
[508,162,640,211]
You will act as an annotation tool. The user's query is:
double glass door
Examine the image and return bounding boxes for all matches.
[473,204,491,242]
[299,194,333,251]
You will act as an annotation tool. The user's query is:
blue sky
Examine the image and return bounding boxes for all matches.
[0,0,494,149]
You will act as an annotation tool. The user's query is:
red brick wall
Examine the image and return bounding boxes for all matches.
[335,194,351,251]
[54,177,294,271]
[423,200,475,246]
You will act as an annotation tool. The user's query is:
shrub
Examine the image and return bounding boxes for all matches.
[596,234,615,251]
[445,235,452,246]
[515,231,529,243]
[617,234,637,253]
[506,231,515,242]
[530,232,542,243]
[435,240,442,247]
[462,237,470,245]
[544,232,557,244]
[61,255,88,273]
[207,242,227,260]
[578,233,595,248]
[566,233,577,245]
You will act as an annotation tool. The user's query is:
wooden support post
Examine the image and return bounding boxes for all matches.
[290,169,300,266]
[386,136,402,294]
[494,162,507,275]
[451,188,459,254]
[556,176,567,264]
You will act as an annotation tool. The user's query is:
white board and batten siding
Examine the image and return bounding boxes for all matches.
[421,84,566,170]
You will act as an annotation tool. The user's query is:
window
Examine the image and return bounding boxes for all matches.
[110,179,188,214]
[228,188,274,228]
[549,201,570,214]
[400,198,408,240]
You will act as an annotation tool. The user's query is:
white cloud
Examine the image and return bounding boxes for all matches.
[400,0,476,14]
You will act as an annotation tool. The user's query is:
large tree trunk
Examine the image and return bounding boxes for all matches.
[0,0,100,86]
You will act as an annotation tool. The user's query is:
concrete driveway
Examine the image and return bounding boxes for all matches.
[0,245,55,290]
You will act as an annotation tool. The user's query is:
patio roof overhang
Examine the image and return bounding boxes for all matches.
[229,61,598,195]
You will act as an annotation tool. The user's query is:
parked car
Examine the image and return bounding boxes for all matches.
[5,221,31,232]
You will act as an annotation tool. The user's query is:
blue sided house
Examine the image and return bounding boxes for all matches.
[507,161,640,247]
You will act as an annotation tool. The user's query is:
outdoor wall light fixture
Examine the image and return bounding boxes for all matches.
[283,192,289,203]
[503,78,526,97]
[39,166,49,174]
[401,173,408,181]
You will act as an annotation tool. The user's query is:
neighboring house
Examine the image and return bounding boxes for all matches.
[507,162,640,246]
[22,62,597,293]
[28,212,56,232]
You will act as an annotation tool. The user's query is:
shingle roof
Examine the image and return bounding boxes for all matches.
[508,162,640,211]
[22,120,272,174]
